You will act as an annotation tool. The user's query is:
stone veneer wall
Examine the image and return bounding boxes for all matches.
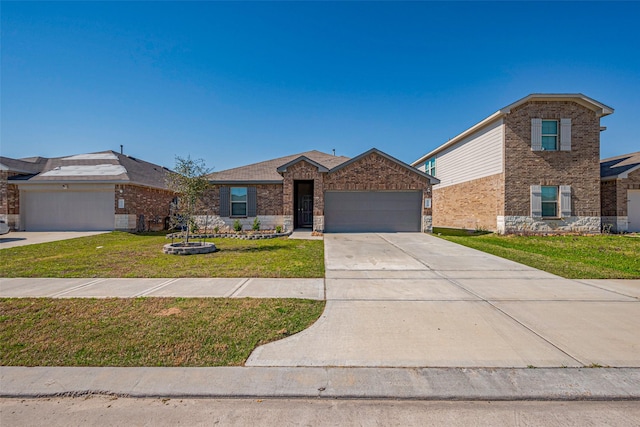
[114,184,175,231]
[202,184,286,231]
[432,173,504,231]
[502,101,602,233]
[0,171,23,230]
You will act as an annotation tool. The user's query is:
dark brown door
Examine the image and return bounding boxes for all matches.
[298,194,313,227]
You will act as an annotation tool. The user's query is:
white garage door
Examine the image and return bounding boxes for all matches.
[628,190,640,232]
[22,188,114,231]
[324,191,422,232]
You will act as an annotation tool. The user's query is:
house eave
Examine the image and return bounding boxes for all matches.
[411,93,614,167]
[333,148,439,185]
[209,180,283,185]
[276,156,330,173]
[411,111,503,166]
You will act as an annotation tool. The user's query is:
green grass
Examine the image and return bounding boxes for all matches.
[433,228,640,279]
[0,232,324,278]
[0,297,325,367]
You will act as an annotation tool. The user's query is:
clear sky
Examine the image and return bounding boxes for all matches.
[2,1,639,171]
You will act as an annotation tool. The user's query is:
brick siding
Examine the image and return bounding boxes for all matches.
[115,184,176,230]
[602,168,640,217]
[205,184,283,216]
[432,173,504,231]
[503,101,601,217]
[282,161,325,216]
[324,151,433,216]
[0,172,21,216]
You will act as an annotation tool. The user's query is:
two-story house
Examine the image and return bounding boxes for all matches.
[412,94,613,234]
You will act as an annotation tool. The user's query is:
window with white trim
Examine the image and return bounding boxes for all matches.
[531,185,572,218]
[531,118,572,151]
[425,157,436,177]
[541,120,558,151]
[230,187,248,216]
[541,186,558,217]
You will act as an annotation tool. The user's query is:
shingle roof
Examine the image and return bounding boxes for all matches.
[208,150,350,183]
[0,156,48,174]
[601,151,640,179]
[6,151,171,189]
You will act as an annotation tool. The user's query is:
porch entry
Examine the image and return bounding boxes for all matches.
[294,180,314,228]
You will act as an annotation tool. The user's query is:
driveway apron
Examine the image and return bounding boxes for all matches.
[246,233,640,368]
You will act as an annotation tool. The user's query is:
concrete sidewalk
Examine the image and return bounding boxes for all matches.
[2,366,639,400]
[0,277,324,300]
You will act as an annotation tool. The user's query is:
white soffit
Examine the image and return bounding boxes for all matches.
[62,153,118,160]
[41,164,127,176]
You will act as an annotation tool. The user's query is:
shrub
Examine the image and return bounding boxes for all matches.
[275,225,282,233]
[214,225,219,234]
[233,220,242,232]
[252,217,261,231]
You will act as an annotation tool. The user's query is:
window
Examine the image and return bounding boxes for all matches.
[230,187,247,216]
[425,158,436,176]
[541,186,558,217]
[532,118,571,151]
[531,185,571,218]
[541,120,558,151]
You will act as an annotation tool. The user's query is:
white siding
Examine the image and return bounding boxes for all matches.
[434,119,504,188]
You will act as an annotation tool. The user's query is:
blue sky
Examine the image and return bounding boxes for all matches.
[2,1,639,171]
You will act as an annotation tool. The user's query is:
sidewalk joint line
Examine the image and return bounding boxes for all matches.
[227,278,250,297]
[49,278,108,297]
[376,233,586,366]
[133,278,180,297]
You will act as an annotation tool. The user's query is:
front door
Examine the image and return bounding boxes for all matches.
[298,194,313,228]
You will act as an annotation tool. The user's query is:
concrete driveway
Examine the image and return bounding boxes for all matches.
[247,233,640,368]
[0,231,109,249]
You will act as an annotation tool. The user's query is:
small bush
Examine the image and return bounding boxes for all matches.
[213,226,219,234]
[233,220,243,232]
[275,225,282,233]
[252,217,261,231]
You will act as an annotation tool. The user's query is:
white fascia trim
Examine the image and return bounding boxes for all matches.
[412,93,614,167]
[502,93,614,117]
[411,111,503,166]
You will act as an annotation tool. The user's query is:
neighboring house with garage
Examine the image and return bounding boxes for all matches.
[203,148,438,233]
[601,151,640,232]
[1,151,175,231]
[411,93,613,234]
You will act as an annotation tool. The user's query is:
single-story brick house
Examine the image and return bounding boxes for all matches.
[411,93,614,234]
[601,151,640,232]
[1,151,175,231]
[202,148,438,233]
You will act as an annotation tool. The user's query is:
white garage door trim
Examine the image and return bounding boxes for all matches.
[324,191,422,232]
[21,184,115,231]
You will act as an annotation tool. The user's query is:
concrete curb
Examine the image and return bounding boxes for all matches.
[2,367,639,401]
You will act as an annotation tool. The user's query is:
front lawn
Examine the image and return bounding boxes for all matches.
[0,297,325,367]
[434,228,640,279]
[0,232,324,278]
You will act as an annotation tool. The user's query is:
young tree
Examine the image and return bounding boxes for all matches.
[166,156,211,244]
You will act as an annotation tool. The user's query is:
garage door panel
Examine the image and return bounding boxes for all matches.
[325,191,421,232]
[23,190,114,231]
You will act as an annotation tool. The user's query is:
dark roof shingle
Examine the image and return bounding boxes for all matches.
[208,150,350,183]
[601,151,640,179]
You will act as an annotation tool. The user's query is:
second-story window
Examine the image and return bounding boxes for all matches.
[425,158,436,176]
[541,120,558,151]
